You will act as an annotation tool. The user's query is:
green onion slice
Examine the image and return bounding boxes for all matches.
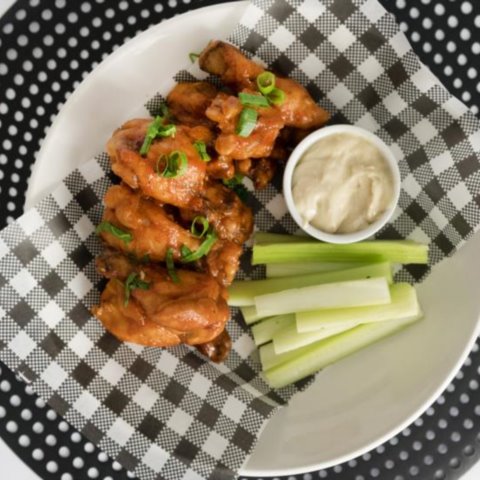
[181,231,218,263]
[223,174,249,203]
[124,272,150,306]
[190,216,209,238]
[157,124,176,138]
[180,245,193,258]
[236,108,258,137]
[189,52,200,63]
[166,248,180,284]
[193,140,211,162]
[140,116,163,156]
[238,92,270,108]
[267,87,286,106]
[256,72,276,95]
[157,150,188,178]
[96,221,133,244]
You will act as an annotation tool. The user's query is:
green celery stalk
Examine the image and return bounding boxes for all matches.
[251,314,295,346]
[260,342,303,371]
[253,240,429,265]
[228,262,392,306]
[273,321,359,354]
[296,283,419,332]
[264,313,422,389]
[254,277,391,317]
[254,232,314,245]
[266,262,367,278]
[240,306,265,325]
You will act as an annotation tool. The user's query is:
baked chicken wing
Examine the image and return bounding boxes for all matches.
[93,251,231,359]
[199,40,330,130]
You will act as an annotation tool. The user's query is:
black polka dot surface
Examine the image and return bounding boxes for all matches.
[0,1,480,479]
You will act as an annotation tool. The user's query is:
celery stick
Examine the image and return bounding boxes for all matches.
[264,313,422,389]
[266,262,366,278]
[228,262,392,306]
[260,342,304,371]
[253,240,429,265]
[296,283,419,332]
[273,321,359,354]
[240,306,266,325]
[251,314,295,346]
[254,232,314,245]
[254,277,391,317]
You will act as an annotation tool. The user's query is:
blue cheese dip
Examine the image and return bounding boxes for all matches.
[292,132,395,234]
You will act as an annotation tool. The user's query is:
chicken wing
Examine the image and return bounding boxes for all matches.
[206,92,284,159]
[199,40,330,130]
[236,158,277,190]
[106,119,207,209]
[167,82,218,127]
[99,183,242,286]
[93,250,230,354]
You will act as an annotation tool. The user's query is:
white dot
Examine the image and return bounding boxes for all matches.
[46,434,57,446]
[18,435,31,447]
[32,448,44,461]
[67,12,78,23]
[9,394,21,407]
[458,54,468,66]
[105,8,115,18]
[29,21,40,33]
[472,42,480,55]
[112,461,122,470]
[2,22,13,34]
[46,409,57,420]
[423,42,432,53]
[461,2,473,14]
[98,452,108,462]
[61,474,73,480]
[475,15,480,28]
[6,421,18,433]
[460,28,471,41]
[41,8,53,20]
[80,26,90,37]
[71,432,82,443]
[46,461,58,473]
[409,7,420,19]
[58,421,70,432]
[468,67,478,79]
[396,0,406,8]
[32,422,44,434]
[462,91,472,102]
[92,17,102,27]
[72,457,84,469]
[168,0,177,7]
[448,15,459,28]
[21,408,32,421]
[0,380,11,392]
[453,78,463,89]
[6,48,18,61]
[0,406,5,418]
[55,23,66,34]
[422,18,433,29]
[411,31,420,42]
[22,60,33,72]
[444,65,453,76]
[434,4,445,15]
[84,442,95,453]
[32,46,43,59]
[25,385,34,395]
[447,41,457,53]
[59,446,70,457]
[17,34,28,47]
[81,1,92,12]
[0,63,7,75]
[87,467,99,478]
[43,34,54,46]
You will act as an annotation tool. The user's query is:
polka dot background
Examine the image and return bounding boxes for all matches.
[0,0,479,479]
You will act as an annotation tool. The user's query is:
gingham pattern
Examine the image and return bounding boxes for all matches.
[1,0,480,479]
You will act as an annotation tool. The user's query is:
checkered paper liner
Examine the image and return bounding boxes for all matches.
[1,0,480,479]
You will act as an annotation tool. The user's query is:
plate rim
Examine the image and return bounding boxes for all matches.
[24,2,480,477]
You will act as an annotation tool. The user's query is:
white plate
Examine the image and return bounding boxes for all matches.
[25,2,480,477]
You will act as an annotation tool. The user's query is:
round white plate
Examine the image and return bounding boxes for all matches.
[25,2,480,477]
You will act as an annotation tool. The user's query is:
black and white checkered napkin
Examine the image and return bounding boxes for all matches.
[1,0,480,479]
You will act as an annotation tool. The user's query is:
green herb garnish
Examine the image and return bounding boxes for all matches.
[193,140,211,162]
[236,108,258,137]
[166,248,179,284]
[96,221,133,244]
[124,273,150,306]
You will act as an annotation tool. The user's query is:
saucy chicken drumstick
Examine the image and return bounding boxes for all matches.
[93,250,231,361]
[199,40,330,130]
[98,184,242,286]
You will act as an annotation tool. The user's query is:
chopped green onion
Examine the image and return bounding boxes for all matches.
[140,116,163,156]
[189,52,200,63]
[190,216,209,238]
[256,72,276,95]
[124,273,150,306]
[267,87,286,106]
[96,221,133,244]
[180,245,193,258]
[238,92,270,108]
[159,104,170,119]
[181,231,218,263]
[223,174,248,202]
[193,140,211,162]
[157,150,188,178]
[139,116,176,156]
[166,248,180,284]
[236,108,258,137]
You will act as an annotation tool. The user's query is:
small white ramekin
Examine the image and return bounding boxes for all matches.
[283,124,401,244]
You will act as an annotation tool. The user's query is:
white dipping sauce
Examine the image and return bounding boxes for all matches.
[292,133,395,234]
